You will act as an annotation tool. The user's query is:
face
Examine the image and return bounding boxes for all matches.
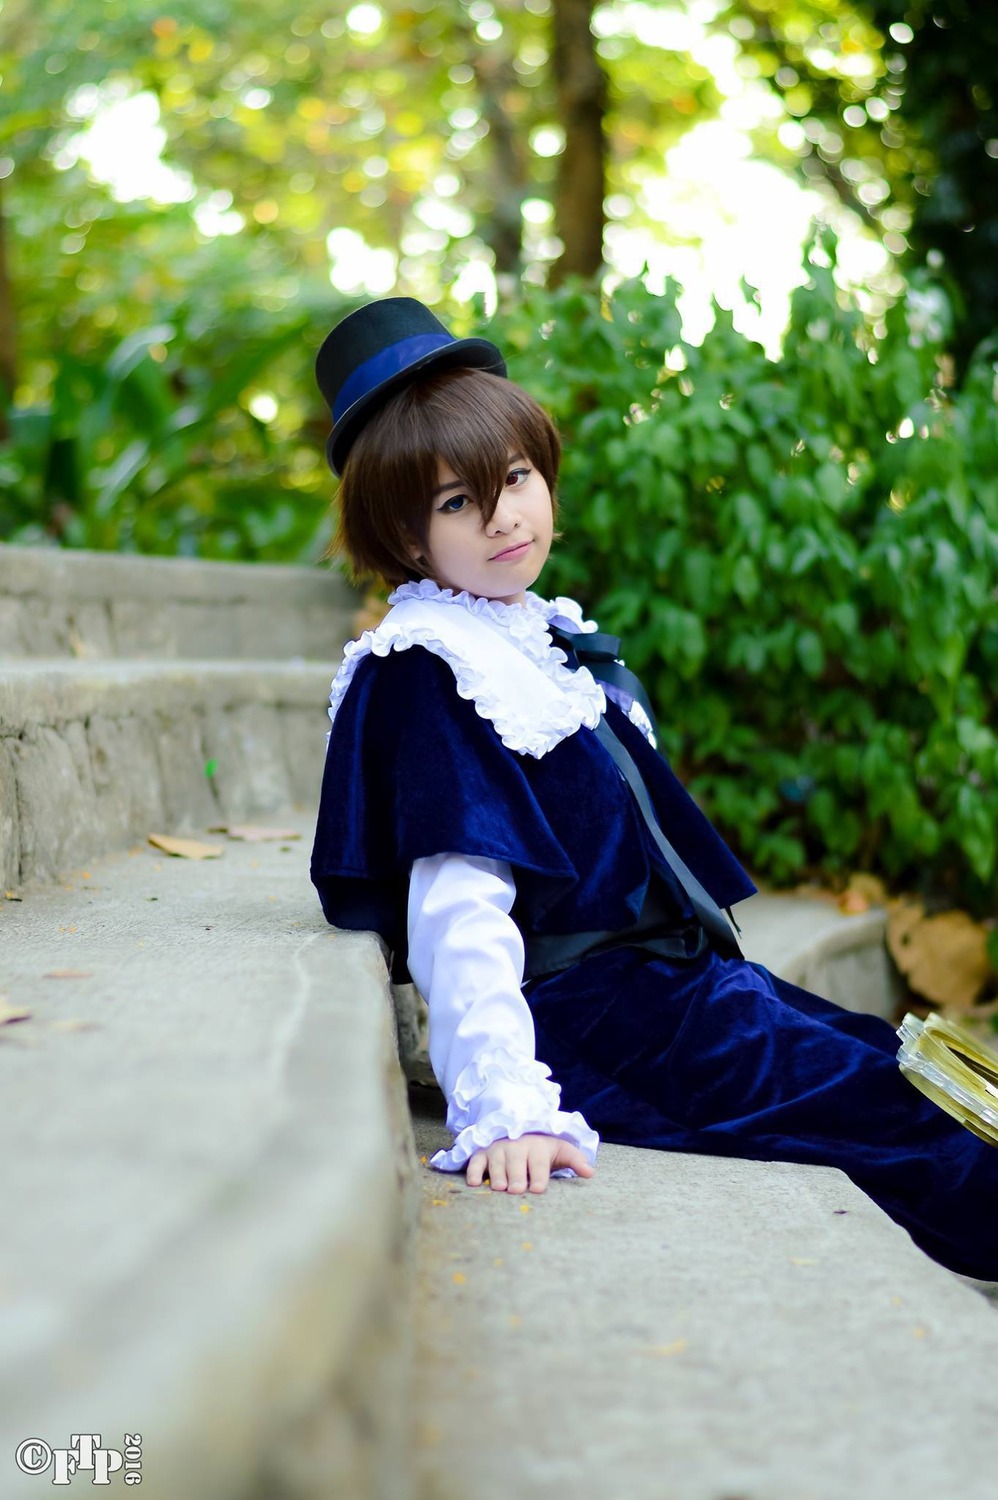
[408,451,554,606]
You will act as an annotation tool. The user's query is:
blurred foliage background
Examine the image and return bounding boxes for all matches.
[0,0,995,905]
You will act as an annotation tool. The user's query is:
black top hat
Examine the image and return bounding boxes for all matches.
[315,296,507,476]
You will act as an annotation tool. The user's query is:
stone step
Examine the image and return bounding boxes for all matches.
[1,699,973,1497]
[0,544,359,661]
[1,803,937,1500]
[0,813,418,1500]
[410,1090,998,1500]
[0,659,334,889]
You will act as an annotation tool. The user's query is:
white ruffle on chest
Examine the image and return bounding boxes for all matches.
[326,588,607,758]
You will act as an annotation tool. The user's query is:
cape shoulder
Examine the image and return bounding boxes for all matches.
[312,640,756,930]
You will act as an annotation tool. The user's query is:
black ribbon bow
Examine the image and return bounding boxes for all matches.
[546,624,659,738]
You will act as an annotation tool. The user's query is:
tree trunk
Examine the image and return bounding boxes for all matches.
[550,0,607,285]
[471,47,528,288]
[0,181,16,437]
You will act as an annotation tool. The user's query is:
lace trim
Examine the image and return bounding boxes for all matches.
[427,1042,600,1172]
[448,1043,563,1124]
[602,680,658,750]
[326,578,607,759]
[629,699,658,748]
[388,577,597,635]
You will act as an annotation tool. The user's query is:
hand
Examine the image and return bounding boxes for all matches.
[465,1133,596,1195]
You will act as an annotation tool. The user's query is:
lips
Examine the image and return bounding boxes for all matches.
[490,540,532,561]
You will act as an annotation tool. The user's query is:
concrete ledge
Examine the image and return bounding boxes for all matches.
[0,544,359,660]
[411,1099,998,1500]
[0,661,334,888]
[0,819,419,1500]
[776,908,904,1019]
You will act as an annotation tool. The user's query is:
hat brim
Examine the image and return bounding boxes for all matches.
[326,336,507,476]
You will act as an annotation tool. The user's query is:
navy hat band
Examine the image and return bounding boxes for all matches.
[333,332,454,424]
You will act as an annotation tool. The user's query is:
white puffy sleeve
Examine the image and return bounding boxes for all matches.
[406,851,600,1176]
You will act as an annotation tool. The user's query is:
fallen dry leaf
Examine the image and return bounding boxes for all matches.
[838,890,870,914]
[837,873,888,915]
[211,824,302,843]
[43,969,93,980]
[147,834,224,860]
[887,900,991,1009]
[0,1000,31,1025]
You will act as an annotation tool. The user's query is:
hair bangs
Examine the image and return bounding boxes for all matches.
[329,366,561,591]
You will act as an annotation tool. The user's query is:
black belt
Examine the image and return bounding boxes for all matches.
[544,622,744,963]
[524,868,707,984]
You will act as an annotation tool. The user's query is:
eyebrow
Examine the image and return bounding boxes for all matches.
[431,453,526,499]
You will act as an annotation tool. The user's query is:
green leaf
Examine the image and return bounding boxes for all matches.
[796,629,825,678]
[732,554,759,603]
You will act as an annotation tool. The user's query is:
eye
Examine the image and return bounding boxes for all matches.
[506,466,531,487]
[438,494,469,514]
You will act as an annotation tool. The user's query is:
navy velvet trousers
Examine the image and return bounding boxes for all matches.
[523,946,998,1280]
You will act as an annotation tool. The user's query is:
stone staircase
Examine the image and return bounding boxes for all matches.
[2,542,997,1500]
[0,543,422,1498]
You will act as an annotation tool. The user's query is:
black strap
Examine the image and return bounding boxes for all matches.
[548,620,743,960]
[592,717,743,958]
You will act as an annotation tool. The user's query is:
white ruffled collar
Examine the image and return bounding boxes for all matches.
[327,577,606,758]
[386,575,592,627]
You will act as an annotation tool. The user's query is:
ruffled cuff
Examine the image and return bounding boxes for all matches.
[427,1045,600,1176]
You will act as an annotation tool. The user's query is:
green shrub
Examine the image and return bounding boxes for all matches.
[0,302,335,562]
[476,232,997,911]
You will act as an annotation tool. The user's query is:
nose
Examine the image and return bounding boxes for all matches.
[485,492,521,534]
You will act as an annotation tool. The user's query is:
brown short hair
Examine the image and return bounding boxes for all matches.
[328,367,562,590]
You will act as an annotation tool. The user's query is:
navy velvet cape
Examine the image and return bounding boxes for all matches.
[311,643,998,1279]
[311,642,756,985]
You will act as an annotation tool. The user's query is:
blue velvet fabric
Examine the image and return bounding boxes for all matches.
[310,640,998,1277]
[525,947,998,1280]
[311,642,755,983]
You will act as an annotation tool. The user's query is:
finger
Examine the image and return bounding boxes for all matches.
[528,1154,551,1193]
[556,1145,596,1177]
[488,1152,509,1192]
[506,1151,529,1194]
[466,1151,487,1187]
